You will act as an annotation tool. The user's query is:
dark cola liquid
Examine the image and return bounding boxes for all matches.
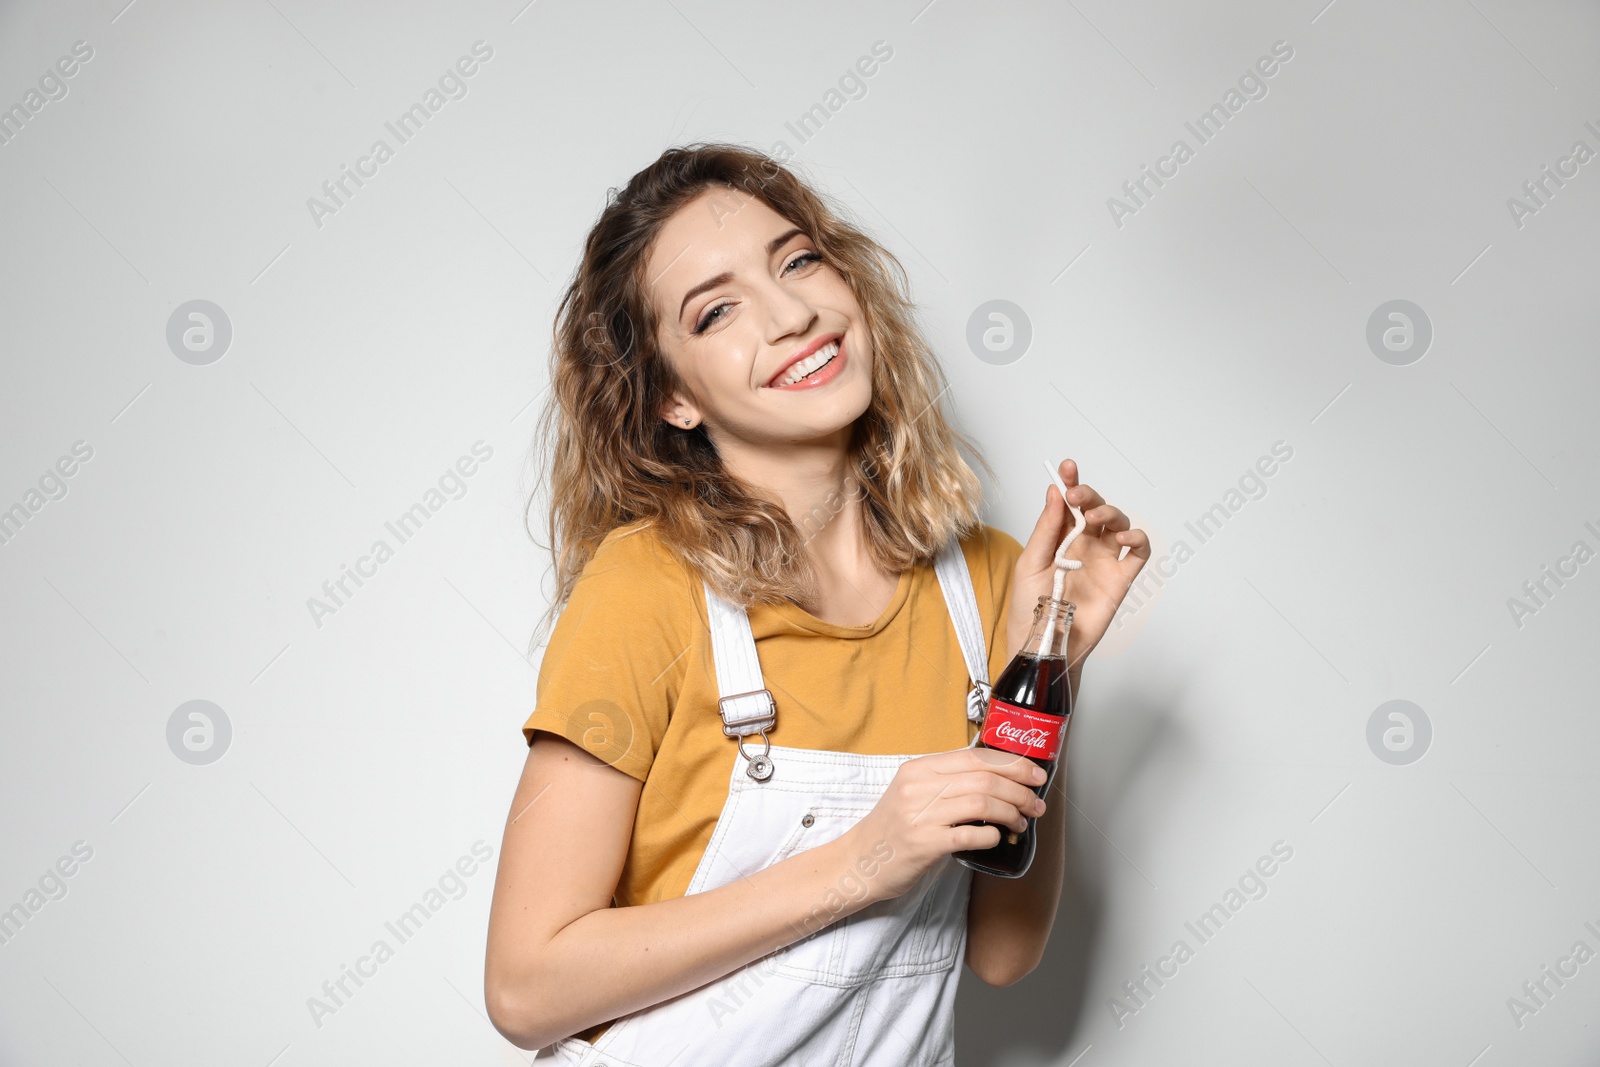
[954,652,1072,878]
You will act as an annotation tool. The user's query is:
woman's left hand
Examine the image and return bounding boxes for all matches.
[1006,458,1150,669]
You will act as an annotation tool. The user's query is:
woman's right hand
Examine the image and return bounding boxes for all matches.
[840,747,1049,903]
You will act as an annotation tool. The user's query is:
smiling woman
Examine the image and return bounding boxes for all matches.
[483,142,1147,1064]
[530,144,986,617]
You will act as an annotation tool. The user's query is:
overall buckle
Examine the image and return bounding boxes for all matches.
[967,679,992,724]
[718,688,776,736]
[718,689,777,781]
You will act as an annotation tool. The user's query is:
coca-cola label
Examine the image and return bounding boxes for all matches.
[980,698,1066,761]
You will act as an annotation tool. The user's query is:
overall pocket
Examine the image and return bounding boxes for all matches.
[768,804,968,988]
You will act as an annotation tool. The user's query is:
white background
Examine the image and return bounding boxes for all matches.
[1,0,1597,1064]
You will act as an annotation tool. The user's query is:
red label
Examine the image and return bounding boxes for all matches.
[980,698,1066,761]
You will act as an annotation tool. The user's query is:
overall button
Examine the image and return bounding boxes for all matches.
[801,813,814,827]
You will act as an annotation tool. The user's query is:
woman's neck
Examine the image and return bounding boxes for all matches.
[716,431,900,625]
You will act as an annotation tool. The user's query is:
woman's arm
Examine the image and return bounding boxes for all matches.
[964,661,1083,986]
[966,459,1147,984]
[483,732,886,1051]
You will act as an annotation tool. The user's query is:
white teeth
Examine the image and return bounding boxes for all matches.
[777,341,839,386]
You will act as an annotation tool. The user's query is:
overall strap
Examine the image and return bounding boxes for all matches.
[932,534,992,731]
[704,531,993,776]
[704,583,777,780]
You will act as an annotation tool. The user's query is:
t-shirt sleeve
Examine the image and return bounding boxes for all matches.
[521,525,697,783]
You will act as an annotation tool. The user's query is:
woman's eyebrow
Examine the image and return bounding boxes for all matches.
[675,227,808,319]
[765,227,805,255]
[678,272,732,320]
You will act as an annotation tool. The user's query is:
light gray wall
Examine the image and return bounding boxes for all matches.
[1,0,1596,1064]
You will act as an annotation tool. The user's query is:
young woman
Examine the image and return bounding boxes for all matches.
[484,143,1147,1063]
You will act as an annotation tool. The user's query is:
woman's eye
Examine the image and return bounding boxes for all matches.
[692,254,819,334]
[786,251,822,273]
[694,303,730,334]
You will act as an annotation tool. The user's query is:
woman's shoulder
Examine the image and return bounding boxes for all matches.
[588,519,680,568]
[576,520,701,605]
[550,521,703,671]
[950,523,1025,628]
[957,522,1025,574]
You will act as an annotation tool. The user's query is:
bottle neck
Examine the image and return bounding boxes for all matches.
[1027,595,1074,659]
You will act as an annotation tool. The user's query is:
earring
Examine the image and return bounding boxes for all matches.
[683,417,693,427]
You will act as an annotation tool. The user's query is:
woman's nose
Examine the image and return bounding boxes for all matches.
[761,278,816,343]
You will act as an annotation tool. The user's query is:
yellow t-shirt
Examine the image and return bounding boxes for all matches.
[520,519,1024,1042]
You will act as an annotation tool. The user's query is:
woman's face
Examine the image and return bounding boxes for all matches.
[644,186,873,450]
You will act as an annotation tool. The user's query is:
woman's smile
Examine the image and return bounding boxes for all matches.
[764,335,846,390]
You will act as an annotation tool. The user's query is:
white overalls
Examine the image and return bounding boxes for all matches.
[544,536,994,1067]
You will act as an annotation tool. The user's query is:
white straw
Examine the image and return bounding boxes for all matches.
[1039,462,1086,654]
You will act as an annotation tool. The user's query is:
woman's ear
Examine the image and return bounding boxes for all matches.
[658,393,702,430]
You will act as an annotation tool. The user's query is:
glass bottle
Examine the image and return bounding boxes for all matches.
[954,594,1075,878]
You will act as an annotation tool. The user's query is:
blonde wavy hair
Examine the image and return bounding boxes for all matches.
[527,142,987,645]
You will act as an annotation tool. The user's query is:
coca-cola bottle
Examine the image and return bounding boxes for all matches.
[954,594,1074,879]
